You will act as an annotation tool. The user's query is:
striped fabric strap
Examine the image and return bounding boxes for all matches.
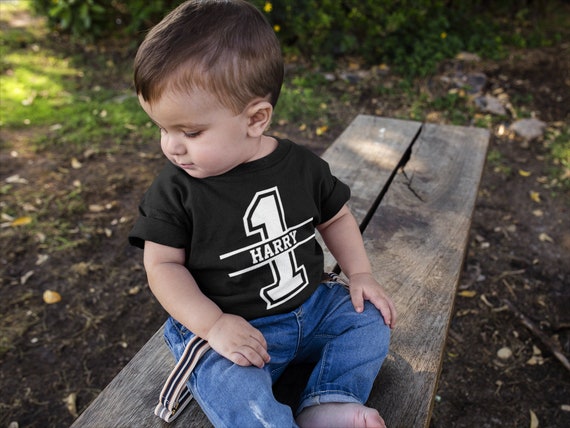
[322,271,348,288]
[154,335,211,422]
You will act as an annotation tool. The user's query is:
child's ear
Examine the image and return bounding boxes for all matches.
[246,100,273,137]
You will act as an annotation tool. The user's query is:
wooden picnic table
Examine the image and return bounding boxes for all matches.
[71,115,489,428]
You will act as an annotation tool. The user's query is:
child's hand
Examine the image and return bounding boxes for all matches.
[205,313,271,368]
[348,272,397,329]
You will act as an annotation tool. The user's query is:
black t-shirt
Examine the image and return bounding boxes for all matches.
[129,138,350,320]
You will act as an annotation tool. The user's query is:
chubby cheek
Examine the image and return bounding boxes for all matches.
[160,141,174,160]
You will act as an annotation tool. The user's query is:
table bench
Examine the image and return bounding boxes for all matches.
[71,115,490,428]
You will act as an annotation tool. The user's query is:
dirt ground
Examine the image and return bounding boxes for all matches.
[1,13,569,428]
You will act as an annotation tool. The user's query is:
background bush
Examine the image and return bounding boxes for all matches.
[31,0,564,77]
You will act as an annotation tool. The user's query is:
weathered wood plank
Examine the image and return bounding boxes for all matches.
[363,123,490,428]
[71,326,210,428]
[72,115,419,427]
[320,115,421,270]
[71,117,489,428]
[321,115,422,225]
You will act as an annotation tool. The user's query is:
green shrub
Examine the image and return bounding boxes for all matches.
[30,0,566,77]
[30,0,184,40]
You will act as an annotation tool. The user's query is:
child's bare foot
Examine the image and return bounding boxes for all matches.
[296,402,386,428]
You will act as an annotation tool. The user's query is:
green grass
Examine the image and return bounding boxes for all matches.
[546,126,570,189]
[273,72,333,132]
[1,0,568,190]
[0,1,331,151]
[0,1,155,153]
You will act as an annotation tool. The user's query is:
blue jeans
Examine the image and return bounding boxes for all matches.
[163,281,391,428]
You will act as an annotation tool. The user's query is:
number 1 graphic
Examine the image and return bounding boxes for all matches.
[244,187,309,309]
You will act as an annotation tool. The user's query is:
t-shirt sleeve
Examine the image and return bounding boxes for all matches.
[303,148,350,224]
[129,205,189,249]
[319,174,350,223]
[128,165,192,249]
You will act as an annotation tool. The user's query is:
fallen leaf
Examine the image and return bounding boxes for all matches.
[526,355,544,366]
[71,262,90,276]
[5,174,29,184]
[1,213,14,222]
[20,270,34,285]
[480,294,495,308]
[519,169,532,177]
[532,209,543,217]
[538,233,554,243]
[36,254,49,265]
[11,216,32,227]
[89,204,106,212]
[458,290,477,297]
[316,125,328,136]
[21,202,37,212]
[71,158,82,169]
[63,392,78,418]
[529,410,539,428]
[128,286,141,295]
[43,290,62,304]
[529,191,541,203]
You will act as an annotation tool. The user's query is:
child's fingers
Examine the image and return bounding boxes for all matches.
[350,281,397,328]
[369,294,397,329]
[230,339,271,368]
[349,286,365,313]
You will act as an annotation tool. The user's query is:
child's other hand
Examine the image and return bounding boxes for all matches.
[205,313,270,368]
[348,272,397,329]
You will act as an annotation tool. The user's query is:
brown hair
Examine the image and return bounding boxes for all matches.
[134,0,284,113]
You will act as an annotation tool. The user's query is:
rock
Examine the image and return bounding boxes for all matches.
[449,72,487,95]
[465,72,487,94]
[497,347,513,359]
[510,118,547,140]
[475,94,507,115]
[322,72,336,82]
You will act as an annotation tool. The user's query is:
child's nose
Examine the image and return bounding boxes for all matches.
[162,134,187,156]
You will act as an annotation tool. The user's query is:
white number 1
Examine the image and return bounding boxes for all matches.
[244,187,309,309]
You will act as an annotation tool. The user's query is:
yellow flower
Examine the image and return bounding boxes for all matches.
[264,2,272,13]
[440,32,447,39]
[273,24,281,32]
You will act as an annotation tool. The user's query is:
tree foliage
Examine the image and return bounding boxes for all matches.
[31,0,565,77]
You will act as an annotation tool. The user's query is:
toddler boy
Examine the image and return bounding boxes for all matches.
[129,1,396,426]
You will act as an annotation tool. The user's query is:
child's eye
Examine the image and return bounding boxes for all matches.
[183,131,202,138]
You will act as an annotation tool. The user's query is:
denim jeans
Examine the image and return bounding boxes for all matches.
[163,280,391,428]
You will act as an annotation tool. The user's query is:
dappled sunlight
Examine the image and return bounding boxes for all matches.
[343,137,406,170]
[1,3,81,128]
[1,53,78,106]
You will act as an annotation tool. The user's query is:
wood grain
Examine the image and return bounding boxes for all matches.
[363,123,490,428]
[70,118,489,428]
[320,115,421,271]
